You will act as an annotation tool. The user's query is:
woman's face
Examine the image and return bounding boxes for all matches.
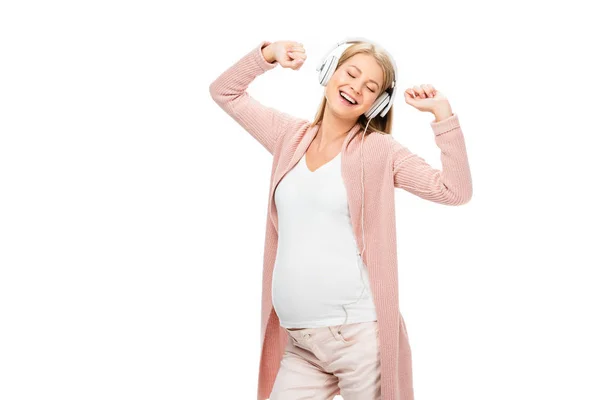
[325,53,385,120]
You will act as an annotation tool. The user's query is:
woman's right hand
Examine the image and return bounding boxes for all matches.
[266,41,307,70]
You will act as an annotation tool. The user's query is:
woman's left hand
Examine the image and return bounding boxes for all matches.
[404,84,450,114]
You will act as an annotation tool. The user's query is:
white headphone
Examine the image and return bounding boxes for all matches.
[316,36,398,119]
[315,37,399,327]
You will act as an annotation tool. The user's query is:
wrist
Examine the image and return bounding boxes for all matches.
[261,43,277,64]
[432,102,453,122]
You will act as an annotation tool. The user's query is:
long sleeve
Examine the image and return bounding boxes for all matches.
[392,113,473,205]
[208,40,304,156]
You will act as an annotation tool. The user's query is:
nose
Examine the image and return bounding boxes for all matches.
[349,84,360,98]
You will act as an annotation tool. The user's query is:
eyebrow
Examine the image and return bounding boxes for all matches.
[348,64,381,89]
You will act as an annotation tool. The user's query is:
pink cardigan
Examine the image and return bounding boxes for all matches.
[209,40,473,400]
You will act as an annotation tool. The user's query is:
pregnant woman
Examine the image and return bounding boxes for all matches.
[209,37,473,400]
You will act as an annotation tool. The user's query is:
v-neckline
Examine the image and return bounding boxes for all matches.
[303,152,340,173]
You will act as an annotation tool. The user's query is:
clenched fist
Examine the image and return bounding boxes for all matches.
[262,41,307,71]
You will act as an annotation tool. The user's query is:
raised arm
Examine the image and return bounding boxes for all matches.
[208,40,306,155]
[392,114,473,205]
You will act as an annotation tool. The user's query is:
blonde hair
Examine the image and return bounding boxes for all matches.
[309,41,396,136]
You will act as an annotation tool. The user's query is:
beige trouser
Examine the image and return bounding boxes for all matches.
[270,320,381,400]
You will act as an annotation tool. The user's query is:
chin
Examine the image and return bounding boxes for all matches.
[331,105,355,118]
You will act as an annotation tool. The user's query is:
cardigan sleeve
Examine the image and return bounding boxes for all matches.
[209,40,304,156]
[392,113,473,205]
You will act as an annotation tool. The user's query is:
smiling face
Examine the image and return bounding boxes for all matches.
[325,53,385,120]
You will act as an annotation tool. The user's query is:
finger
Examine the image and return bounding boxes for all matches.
[291,58,304,70]
[421,84,432,97]
[286,44,304,54]
[422,84,434,98]
[429,85,437,97]
[280,59,296,69]
[287,51,307,61]
[413,85,425,98]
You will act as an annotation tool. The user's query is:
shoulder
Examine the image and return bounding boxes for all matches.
[282,115,312,137]
[366,129,405,156]
[376,130,413,160]
[277,115,312,146]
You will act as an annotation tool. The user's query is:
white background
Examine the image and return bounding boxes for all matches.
[1,1,599,399]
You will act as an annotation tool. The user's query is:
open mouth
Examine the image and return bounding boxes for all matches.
[339,90,358,106]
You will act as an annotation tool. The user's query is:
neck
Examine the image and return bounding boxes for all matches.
[317,105,358,150]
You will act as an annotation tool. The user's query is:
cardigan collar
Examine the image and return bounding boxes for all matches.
[268,121,363,233]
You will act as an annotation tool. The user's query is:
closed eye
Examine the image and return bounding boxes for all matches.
[347,71,376,93]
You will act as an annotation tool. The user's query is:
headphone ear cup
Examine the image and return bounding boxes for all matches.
[319,55,339,86]
[364,91,390,119]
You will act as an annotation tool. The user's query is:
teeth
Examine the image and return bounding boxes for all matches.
[340,91,356,104]
[341,92,356,104]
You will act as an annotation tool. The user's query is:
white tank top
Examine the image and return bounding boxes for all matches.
[272,152,378,329]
